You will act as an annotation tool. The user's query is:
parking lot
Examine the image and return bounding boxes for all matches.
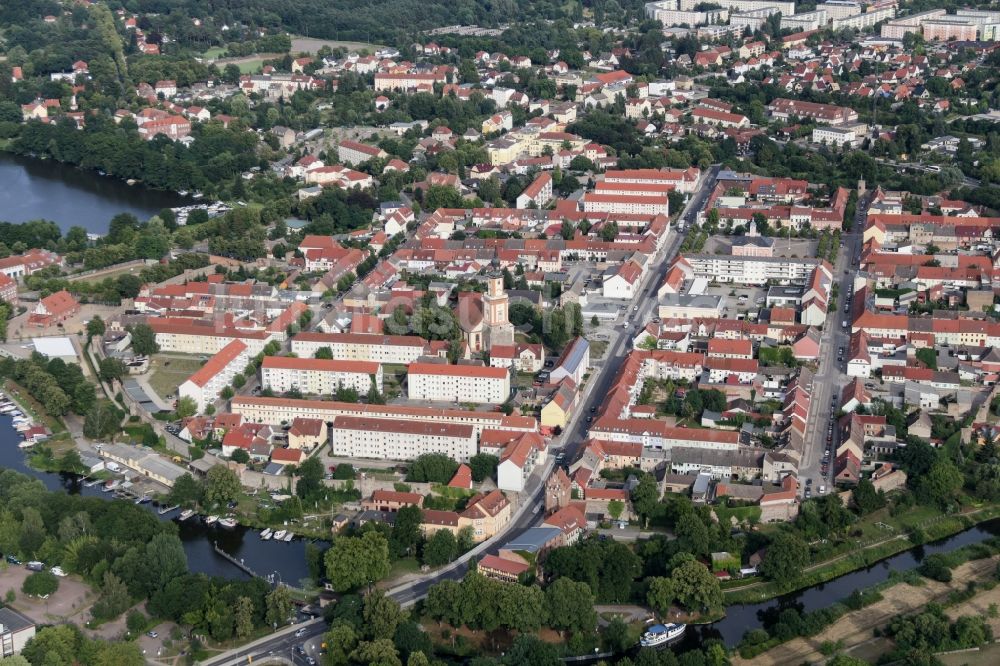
[703,284,768,320]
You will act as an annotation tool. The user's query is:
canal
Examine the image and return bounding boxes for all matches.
[0,152,191,235]
[681,517,1000,649]
[0,415,318,586]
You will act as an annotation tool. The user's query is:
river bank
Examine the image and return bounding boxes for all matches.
[735,553,1000,665]
[723,503,1000,606]
[677,517,1000,650]
[0,151,192,234]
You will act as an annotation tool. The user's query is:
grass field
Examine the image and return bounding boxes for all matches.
[237,58,265,74]
[147,355,205,400]
[290,36,387,54]
[201,46,226,60]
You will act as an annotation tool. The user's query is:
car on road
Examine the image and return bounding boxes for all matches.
[633,305,639,311]
[50,566,66,577]
[5,555,20,565]
[820,485,827,494]
[294,628,308,638]
[147,631,158,639]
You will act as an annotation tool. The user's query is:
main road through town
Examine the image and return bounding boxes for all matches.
[197,166,722,665]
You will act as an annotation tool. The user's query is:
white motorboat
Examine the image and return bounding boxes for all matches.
[17,440,35,449]
[261,528,273,540]
[640,623,686,648]
[178,509,195,521]
[218,517,238,529]
[204,515,219,525]
[282,532,293,542]
[273,530,286,540]
[158,505,179,515]
[102,479,121,492]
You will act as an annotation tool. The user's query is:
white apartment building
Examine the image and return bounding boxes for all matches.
[260,356,383,395]
[781,10,827,31]
[730,7,782,31]
[583,193,670,216]
[336,140,387,166]
[590,418,741,451]
[291,331,428,364]
[329,416,477,461]
[603,168,700,194]
[178,340,250,414]
[645,3,729,26]
[678,0,794,15]
[407,363,511,404]
[833,5,895,30]
[818,1,861,21]
[881,9,945,38]
[812,125,861,147]
[682,254,825,285]
[232,396,537,436]
[149,318,273,355]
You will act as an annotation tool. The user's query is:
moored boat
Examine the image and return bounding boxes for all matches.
[218,517,237,528]
[261,528,273,540]
[640,623,686,648]
[273,529,286,540]
[204,515,219,525]
[282,531,293,542]
[178,509,195,521]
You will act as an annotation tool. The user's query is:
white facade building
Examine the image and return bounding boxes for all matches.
[178,340,250,414]
[407,363,511,404]
[261,356,383,395]
[290,331,428,364]
[329,416,477,461]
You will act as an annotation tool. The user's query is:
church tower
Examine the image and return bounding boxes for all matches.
[483,272,514,348]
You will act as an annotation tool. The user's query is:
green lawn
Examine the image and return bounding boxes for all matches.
[237,58,265,74]
[147,355,206,401]
[201,46,226,60]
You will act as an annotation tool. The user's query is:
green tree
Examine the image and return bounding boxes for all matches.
[22,571,58,597]
[852,478,885,515]
[760,531,810,582]
[422,529,458,567]
[363,591,402,640]
[231,448,250,464]
[296,457,325,502]
[265,585,294,628]
[86,316,106,339]
[82,401,122,440]
[315,346,334,360]
[545,577,596,635]
[20,625,81,666]
[168,473,204,507]
[350,639,401,666]
[325,531,390,592]
[406,453,459,483]
[175,396,198,418]
[920,459,964,508]
[389,505,422,559]
[97,357,127,384]
[128,323,159,355]
[670,559,722,611]
[607,499,625,521]
[468,453,498,482]
[91,571,132,621]
[323,623,358,665]
[630,474,661,526]
[646,576,675,615]
[204,465,242,505]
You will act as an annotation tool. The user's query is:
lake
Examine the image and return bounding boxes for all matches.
[0,415,318,585]
[0,152,190,235]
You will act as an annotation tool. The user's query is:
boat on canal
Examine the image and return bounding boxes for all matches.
[640,623,686,648]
